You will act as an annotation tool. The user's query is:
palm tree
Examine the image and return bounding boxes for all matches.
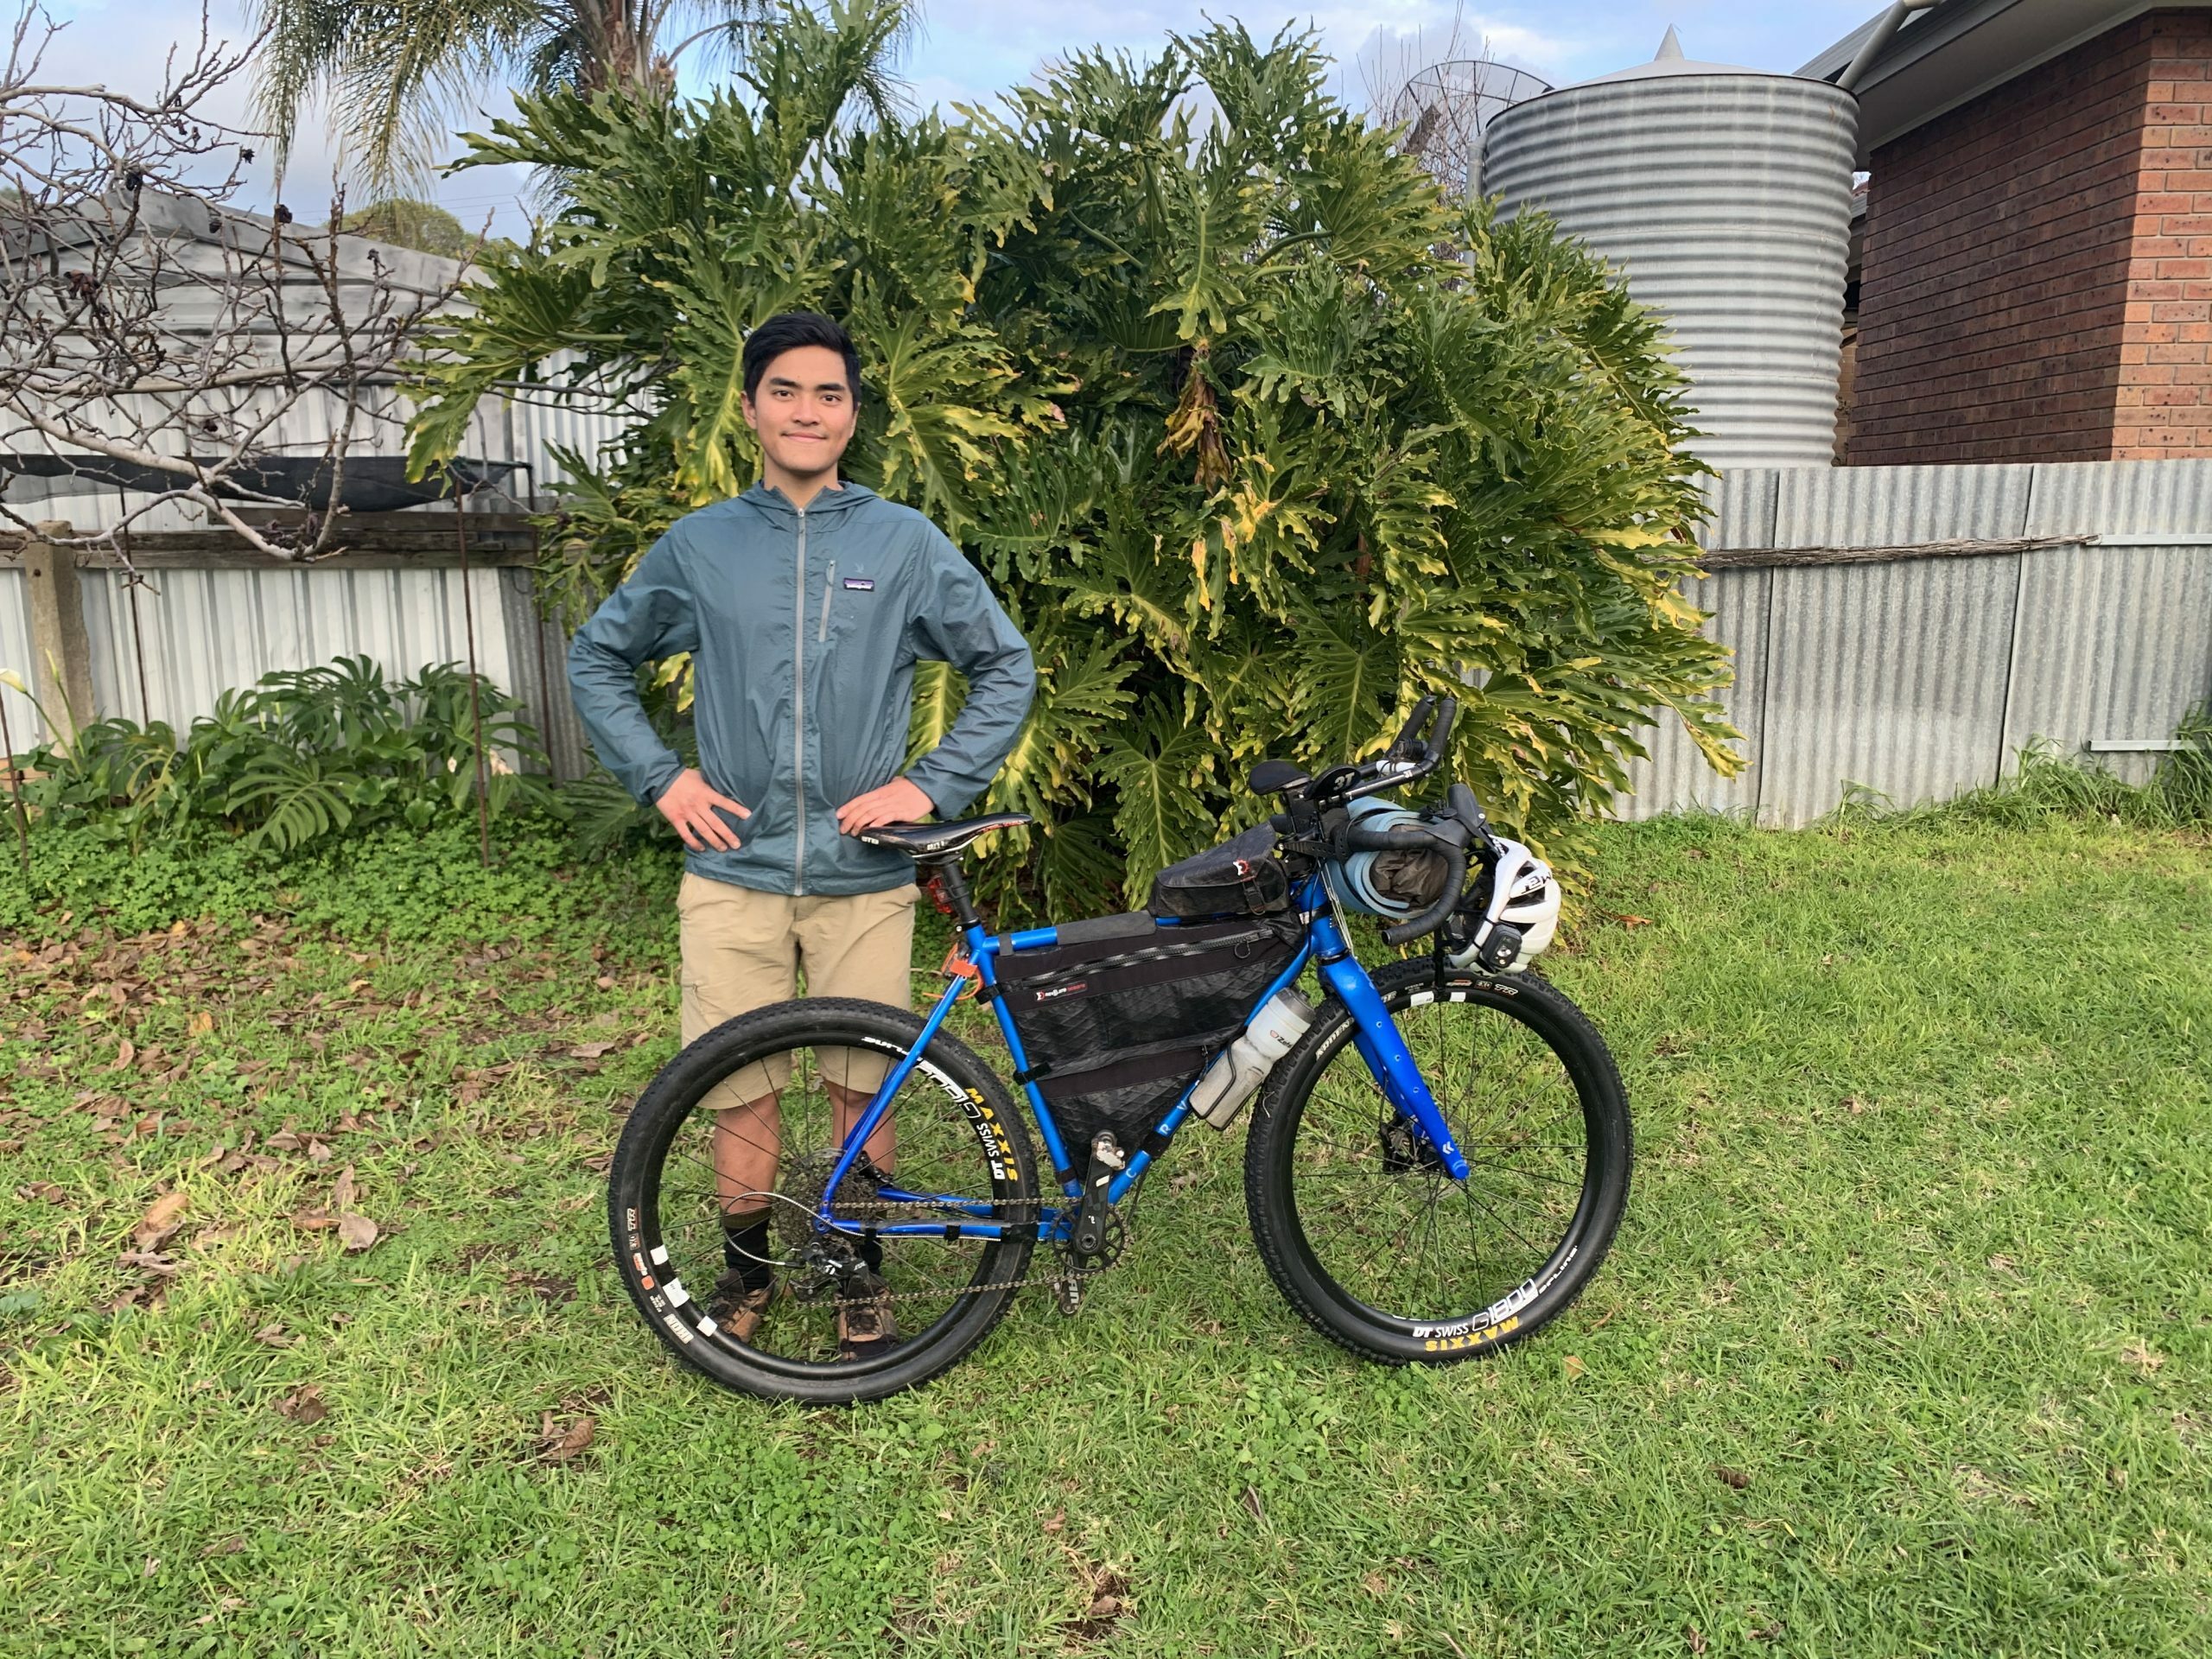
[245,0,906,191]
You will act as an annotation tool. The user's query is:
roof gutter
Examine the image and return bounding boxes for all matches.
[1836,0,1945,92]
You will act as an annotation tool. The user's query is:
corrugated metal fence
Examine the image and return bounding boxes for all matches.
[6,459,2209,819]
[0,524,591,780]
[1622,459,2212,824]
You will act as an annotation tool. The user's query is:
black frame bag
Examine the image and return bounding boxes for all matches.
[1148,824,1290,918]
[995,913,1300,1167]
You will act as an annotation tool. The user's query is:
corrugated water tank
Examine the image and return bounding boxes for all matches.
[1482,29,1857,469]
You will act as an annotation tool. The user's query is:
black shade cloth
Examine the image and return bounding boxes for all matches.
[0,454,524,512]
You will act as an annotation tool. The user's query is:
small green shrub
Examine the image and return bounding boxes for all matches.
[2158,701,2212,823]
[10,656,556,855]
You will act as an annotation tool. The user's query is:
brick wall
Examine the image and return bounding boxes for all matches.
[1848,10,2212,464]
[2115,12,2212,455]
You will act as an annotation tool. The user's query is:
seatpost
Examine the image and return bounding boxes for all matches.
[923,856,983,930]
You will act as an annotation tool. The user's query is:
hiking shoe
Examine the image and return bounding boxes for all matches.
[837,1274,899,1361]
[705,1272,774,1343]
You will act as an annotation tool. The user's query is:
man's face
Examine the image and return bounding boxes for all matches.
[741,344,858,480]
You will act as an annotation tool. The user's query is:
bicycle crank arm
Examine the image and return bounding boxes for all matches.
[1067,1134,1125,1262]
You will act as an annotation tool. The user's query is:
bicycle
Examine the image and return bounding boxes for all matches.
[608,696,1631,1402]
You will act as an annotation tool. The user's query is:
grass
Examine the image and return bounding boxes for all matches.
[2,804,2209,1656]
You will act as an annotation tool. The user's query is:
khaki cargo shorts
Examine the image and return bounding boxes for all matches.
[677,873,918,1103]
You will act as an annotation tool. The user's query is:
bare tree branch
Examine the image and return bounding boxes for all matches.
[0,3,482,568]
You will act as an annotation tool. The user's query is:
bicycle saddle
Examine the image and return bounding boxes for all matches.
[856,813,1033,857]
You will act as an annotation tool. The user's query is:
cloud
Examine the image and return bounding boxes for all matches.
[28,0,536,236]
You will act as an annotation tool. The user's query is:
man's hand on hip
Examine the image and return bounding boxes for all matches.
[836,777,935,836]
[657,768,751,851]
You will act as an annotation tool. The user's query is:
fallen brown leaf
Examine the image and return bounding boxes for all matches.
[111,1039,137,1071]
[1713,1465,1751,1491]
[133,1189,188,1249]
[273,1385,327,1426]
[188,1011,213,1038]
[336,1213,379,1254]
[289,1210,340,1231]
[1563,1354,1586,1380]
[1685,1628,1707,1655]
[569,1039,620,1059]
[116,1250,181,1277]
[332,1165,358,1211]
[251,1321,293,1348]
[535,1413,596,1462]
[1041,1510,1065,1534]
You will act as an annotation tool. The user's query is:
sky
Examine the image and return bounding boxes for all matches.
[24,0,1889,242]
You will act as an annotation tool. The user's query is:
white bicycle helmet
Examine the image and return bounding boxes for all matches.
[1445,837,1558,973]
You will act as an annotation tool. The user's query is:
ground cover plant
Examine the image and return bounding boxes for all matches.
[413,0,1738,914]
[3,798,2207,1656]
[7,657,551,858]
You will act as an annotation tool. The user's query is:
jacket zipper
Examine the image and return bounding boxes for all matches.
[792,506,807,891]
[818,560,836,643]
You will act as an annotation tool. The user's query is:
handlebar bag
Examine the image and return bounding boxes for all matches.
[995,914,1300,1164]
[1147,824,1291,918]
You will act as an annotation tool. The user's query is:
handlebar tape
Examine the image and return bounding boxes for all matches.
[1382,842,1468,946]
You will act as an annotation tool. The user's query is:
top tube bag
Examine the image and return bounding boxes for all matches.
[1148,824,1292,918]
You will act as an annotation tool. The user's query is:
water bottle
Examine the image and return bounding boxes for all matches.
[1190,988,1316,1130]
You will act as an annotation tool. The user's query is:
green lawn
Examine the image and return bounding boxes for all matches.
[3,809,2208,1656]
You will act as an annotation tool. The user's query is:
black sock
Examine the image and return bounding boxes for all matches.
[722,1215,774,1290]
[857,1234,884,1276]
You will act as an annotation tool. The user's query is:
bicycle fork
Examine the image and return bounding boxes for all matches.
[1313,929,1474,1183]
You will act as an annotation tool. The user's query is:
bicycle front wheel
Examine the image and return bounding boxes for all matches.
[1245,960,1630,1364]
[608,997,1039,1403]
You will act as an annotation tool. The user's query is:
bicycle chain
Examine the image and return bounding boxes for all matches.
[766,1195,1118,1310]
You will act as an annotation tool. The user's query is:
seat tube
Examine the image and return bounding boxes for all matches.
[1313,931,1472,1181]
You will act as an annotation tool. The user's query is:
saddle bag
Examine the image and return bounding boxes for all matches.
[1147,824,1292,918]
[995,912,1301,1166]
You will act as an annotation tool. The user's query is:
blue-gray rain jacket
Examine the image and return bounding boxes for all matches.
[568,480,1035,896]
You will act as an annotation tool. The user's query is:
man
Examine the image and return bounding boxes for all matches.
[569,311,1035,1359]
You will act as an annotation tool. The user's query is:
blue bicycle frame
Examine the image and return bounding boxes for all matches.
[814,870,1473,1246]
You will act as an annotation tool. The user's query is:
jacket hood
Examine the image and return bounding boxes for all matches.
[736,480,880,522]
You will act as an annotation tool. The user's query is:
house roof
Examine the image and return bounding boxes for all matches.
[9,188,478,311]
[1802,0,2212,164]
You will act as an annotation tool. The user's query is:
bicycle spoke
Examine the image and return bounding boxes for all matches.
[1284,989,1595,1330]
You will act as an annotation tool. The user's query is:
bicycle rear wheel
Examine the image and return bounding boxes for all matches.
[1244,960,1630,1363]
[608,997,1039,1403]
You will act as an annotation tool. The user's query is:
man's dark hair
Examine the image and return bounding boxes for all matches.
[741,311,862,403]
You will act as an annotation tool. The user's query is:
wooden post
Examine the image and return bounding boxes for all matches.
[22,520,94,750]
